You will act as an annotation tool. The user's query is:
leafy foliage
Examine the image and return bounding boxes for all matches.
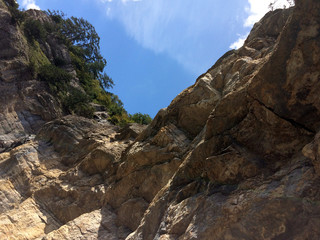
[46,10,114,90]
[3,0,25,24]
[61,87,95,118]
[38,64,95,118]
[38,64,71,91]
[20,9,152,124]
[28,41,51,78]
[24,19,47,42]
[46,10,65,24]
[61,16,102,63]
[130,113,152,125]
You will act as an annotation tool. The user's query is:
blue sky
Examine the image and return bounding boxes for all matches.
[17,0,292,117]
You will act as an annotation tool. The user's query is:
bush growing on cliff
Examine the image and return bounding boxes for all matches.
[38,64,71,86]
[107,94,130,126]
[46,11,114,91]
[28,41,51,78]
[24,19,47,42]
[44,11,124,119]
[61,87,95,118]
[3,0,25,24]
[22,9,152,124]
[130,113,152,125]
[38,64,94,117]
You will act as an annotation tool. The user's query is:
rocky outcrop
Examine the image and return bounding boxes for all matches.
[0,5,66,153]
[1,0,320,239]
[125,1,320,239]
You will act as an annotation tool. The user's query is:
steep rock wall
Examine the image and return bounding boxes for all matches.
[1,0,320,239]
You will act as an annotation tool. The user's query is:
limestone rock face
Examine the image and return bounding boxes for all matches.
[1,0,320,239]
[0,6,65,153]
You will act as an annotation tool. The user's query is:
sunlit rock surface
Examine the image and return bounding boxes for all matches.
[1,0,320,239]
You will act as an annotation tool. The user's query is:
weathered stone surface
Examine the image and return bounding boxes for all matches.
[303,131,320,175]
[43,207,131,240]
[0,115,135,239]
[0,7,63,149]
[127,1,320,239]
[0,198,60,239]
[204,145,261,184]
[1,0,320,239]
[116,123,147,141]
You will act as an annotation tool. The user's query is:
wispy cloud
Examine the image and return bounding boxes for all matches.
[245,0,292,27]
[97,0,242,74]
[230,33,249,49]
[230,0,294,49]
[121,0,141,3]
[21,0,40,10]
[99,0,113,3]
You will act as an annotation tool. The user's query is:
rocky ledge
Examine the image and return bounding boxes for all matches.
[1,0,320,239]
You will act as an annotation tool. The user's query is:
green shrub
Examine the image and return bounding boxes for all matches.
[53,56,67,67]
[24,10,151,123]
[3,0,25,24]
[9,7,25,24]
[38,64,71,91]
[46,10,65,24]
[24,19,47,42]
[74,103,95,118]
[43,21,56,34]
[70,49,113,109]
[130,113,152,125]
[28,41,50,78]
[61,87,94,118]
[108,114,132,127]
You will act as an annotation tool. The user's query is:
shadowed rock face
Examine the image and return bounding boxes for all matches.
[0,6,64,153]
[1,0,320,239]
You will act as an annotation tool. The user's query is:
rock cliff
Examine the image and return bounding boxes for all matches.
[1,0,320,239]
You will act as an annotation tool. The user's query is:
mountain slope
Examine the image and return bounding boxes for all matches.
[1,0,320,239]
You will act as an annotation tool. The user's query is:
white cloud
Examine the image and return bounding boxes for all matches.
[121,0,141,3]
[245,0,293,27]
[230,0,294,49]
[97,0,234,74]
[230,33,249,49]
[21,0,40,10]
[106,7,112,16]
[98,0,294,73]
